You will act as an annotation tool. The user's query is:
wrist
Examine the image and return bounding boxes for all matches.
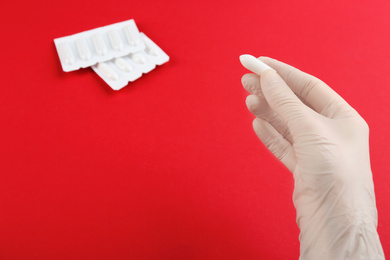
[294,176,384,259]
[299,220,384,260]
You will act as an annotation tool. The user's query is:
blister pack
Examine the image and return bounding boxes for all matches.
[91,33,169,90]
[54,19,145,72]
[54,19,169,91]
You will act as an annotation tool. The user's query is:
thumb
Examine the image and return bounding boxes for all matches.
[260,69,310,131]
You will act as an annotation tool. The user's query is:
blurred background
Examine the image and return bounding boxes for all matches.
[1,0,389,259]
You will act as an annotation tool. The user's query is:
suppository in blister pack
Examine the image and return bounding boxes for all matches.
[91,33,169,90]
[54,19,145,72]
[54,19,169,90]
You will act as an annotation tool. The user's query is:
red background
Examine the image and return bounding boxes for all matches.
[1,0,389,259]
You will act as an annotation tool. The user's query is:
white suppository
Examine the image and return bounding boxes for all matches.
[91,33,169,90]
[239,54,274,75]
[54,19,145,72]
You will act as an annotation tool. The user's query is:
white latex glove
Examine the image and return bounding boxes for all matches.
[240,55,385,260]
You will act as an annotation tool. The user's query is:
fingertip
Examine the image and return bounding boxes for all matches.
[259,69,279,85]
[259,57,281,72]
[241,73,261,94]
[258,56,273,61]
[252,118,268,137]
[241,73,253,86]
[258,56,278,65]
[252,117,262,129]
[262,69,277,77]
[245,94,258,110]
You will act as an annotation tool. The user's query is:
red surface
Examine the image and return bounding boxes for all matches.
[1,0,389,259]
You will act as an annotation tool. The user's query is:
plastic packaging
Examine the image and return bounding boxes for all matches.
[54,19,145,72]
[91,33,169,90]
[54,20,169,91]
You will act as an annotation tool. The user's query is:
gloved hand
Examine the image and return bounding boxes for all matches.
[239,55,385,260]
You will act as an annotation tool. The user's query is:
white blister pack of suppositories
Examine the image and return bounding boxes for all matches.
[54,19,169,91]
[91,33,170,90]
[54,19,145,72]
